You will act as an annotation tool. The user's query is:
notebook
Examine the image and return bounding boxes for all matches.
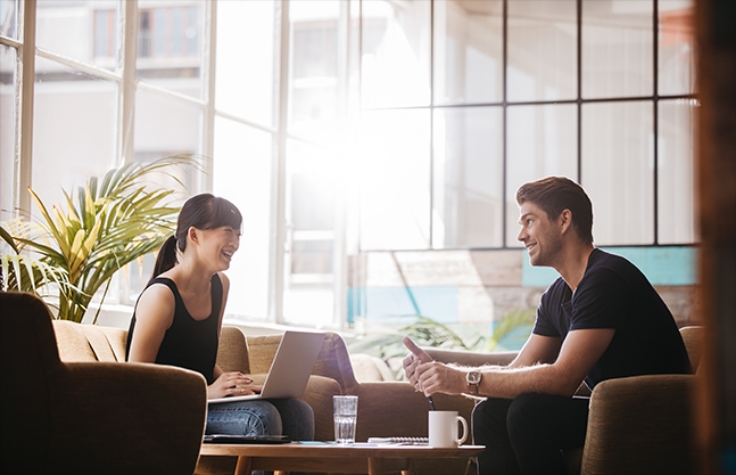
[208,330,326,405]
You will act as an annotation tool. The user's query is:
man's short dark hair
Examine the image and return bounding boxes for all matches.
[516,176,594,245]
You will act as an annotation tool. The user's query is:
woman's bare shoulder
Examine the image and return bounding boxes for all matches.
[136,282,176,324]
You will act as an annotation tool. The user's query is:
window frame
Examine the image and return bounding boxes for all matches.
[358,0,697,252]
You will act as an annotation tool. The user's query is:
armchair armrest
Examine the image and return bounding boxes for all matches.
[581,374,695,475]
[49,362,207,475]
[424,347,518,367]
[302,375,343,441]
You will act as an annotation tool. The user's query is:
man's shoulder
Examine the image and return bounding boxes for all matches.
[541,276,572,305]
[586,249,641,279]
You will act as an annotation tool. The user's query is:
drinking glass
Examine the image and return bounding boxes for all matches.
[333,395,358,444]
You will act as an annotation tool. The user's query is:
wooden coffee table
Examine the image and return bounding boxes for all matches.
[200,442,485,475]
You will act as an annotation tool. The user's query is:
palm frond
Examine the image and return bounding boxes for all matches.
[0,225,20,253]
[2,154,201,322]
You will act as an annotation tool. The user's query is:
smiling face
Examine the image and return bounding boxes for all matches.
[196,225,241,271]
[517,201,563,267]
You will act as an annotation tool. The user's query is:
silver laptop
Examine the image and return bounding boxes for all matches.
[208,330,326,404]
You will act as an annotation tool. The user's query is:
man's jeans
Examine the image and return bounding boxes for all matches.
[472,393,590,475]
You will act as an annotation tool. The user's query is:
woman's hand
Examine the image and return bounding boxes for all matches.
[207,371,262,400]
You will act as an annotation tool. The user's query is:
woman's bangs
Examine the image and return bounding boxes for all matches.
[210,197,242,230]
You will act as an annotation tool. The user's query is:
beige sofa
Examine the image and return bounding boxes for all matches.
[51,322,475,474]
[47,311,700,475]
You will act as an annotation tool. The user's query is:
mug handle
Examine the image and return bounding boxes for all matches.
[455,416,468,445]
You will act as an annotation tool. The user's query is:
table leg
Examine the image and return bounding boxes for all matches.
[401,458,415,475]
[234,456,253,475]
[367,457,386,475]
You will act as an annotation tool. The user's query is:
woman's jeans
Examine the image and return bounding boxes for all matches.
[206,398,314,441]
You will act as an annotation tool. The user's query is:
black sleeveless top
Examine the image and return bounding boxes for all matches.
[126,274,222,385]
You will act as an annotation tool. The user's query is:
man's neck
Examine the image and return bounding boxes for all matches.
[554,244,596,292]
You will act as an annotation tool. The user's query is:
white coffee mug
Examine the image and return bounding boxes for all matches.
[428,410,468,448]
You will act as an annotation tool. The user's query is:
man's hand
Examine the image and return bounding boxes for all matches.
[403,336,465,396]
[207,371,261,400]
[403,336,433,389]
[414,361,466,397]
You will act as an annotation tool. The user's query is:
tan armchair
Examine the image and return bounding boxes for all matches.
[425,326,703,475]
[1,292,208,475]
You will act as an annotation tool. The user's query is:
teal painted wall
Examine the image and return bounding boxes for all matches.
[522,246,697,287]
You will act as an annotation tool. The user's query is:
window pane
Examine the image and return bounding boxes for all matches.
[134,88,201,165]
[659,0,694,96]
[216,0,275,127]
[138,0,204,100]
[508,0,577,102]
[283,139,338,327]
[359,109,431,250]
[582,0,653,99]
[506,104,578,246]
[434,0,502,105]
[213,117,273,320]
[36,0,119,71]
[658,99,695,244]
[0,43,16,220]
[31,62,117,208]
[1,0,19,40]
[92,8,118,66]
[433,107,503,248]
[582,101,654,245]
[289,0,341,145]
[361,0,430,108]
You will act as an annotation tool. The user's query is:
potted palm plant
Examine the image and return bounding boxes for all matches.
[0,154,201,323]
[1,224,70,297]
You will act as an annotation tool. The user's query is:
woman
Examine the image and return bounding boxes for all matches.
[126,193,314,441]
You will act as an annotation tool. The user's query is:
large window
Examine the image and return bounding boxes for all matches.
[358,0,696,251]
[0,0,696,330]
[0,0,352,328]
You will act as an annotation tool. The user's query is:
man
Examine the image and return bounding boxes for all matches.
[403,176,691,475]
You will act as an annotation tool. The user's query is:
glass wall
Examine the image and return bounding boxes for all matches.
[359,0,696,251]
[0,0,697,329]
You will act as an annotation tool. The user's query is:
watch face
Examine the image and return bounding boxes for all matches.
[467,371,481,384]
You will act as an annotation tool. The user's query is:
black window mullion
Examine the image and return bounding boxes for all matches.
[577,0,582,185]
[429,0,434,249]
[502,0,508,248]
[653,0,660,245]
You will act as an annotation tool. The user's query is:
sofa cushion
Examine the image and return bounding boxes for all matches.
[53,319,127,362]
[350,353,394,382]
[311,332,359,392]
[217,326,250,373]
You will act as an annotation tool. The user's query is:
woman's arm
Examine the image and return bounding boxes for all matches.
[127,284,175,363]
[207,272,260,399]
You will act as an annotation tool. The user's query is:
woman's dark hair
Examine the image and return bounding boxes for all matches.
[516,176,594,245]
[150,194,242,281]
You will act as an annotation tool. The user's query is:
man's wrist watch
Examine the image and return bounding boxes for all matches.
[466,370,482,395]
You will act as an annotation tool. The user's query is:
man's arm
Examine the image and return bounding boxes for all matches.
[415,328,615,399]
[508,333,563,368]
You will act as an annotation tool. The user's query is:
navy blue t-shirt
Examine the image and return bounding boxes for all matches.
[533,249,691,389]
